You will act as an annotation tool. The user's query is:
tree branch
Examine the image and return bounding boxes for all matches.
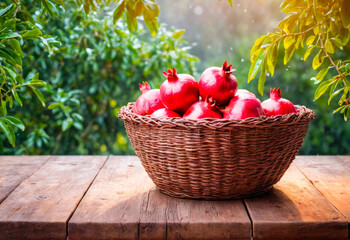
[319,37,343,78]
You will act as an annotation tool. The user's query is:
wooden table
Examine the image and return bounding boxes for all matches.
[0,155,349,240]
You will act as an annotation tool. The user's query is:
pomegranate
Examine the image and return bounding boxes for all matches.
[199,60,238,106]
[262,88,297,117]
[151,108,181,118]
[223,94,265,120]
[183,97,222,119]
[236,89,256,98]
[132,82,164,115]
[160,68,199,114]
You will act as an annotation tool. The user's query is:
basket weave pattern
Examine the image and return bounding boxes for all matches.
[119,103,315,199]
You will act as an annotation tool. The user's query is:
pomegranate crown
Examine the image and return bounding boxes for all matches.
[222,60,237,74]
[163,67,178,81]
[204,96,218,110]
[139,82,151,94]
[270,88,282,99]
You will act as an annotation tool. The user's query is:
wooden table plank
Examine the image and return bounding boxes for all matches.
[0,156,50,203]
[295,155,350,239]
[139,186,168,239]
[166,198,251,240]
[337,155,350,164]
[69,155,157,240]
[0,155,107,240]
[69,156,251,240]
[245,163,348,240]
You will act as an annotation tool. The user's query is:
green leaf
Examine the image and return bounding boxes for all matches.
[295,35,303,49]
[62,118,73,131]
[41,0,58,19]
[0,119,15,147]
[0,32,21,40]
[341,0,350,28]
[3,66,17,84]
[48,102,63,109]
[315,67,329,82]
[279,0,290,9]
[7,95,13,108]
[72,113,84,121]
[113,1,125,24]
[330,20,340,37]
[227,0,233,7]
[328,76,342,105]
[306,35,316,45]
[3,18,16,30]
[283,36,295,49]
[304,45,316,61]
[125,10,138,33]
[2,116,25,131]
[278,14,298,33]
[12,90,22,106]
[328,88,343,105]
[250,35,267,62]
[143,4,159,37]
[0,4,13,17]
[17,10,35,24]
[342,29,350,45]
[334,105,345,114]
[313,25,320,35]
[172,29,185,39]
[324,39,334,54]
[267,44,278,76]
[314,79,333,100]
[1,100,7,116]
[248,56,263,82]
[332,37,343,48]
[283,45,295,65]
[39,37,52,54]
[22,28,42,38]
[312,50,324,70]
[7,39,23,58]
[0,49,21,69]
[31,87,46,107]
[258,60,267,95]
[2,47,22,65]
[27,80,47,87]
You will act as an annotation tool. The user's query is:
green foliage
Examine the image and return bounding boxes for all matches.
[80,0,234,36]
[0,2,198,154]
[76,0,160,36]
[248,0,350,119]
[0,1,62,146]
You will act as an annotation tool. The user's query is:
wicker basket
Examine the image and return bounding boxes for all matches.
[119,103,315,200]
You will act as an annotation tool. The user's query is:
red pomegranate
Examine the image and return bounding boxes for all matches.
[236,89,256,98]
[223,94,265,120]
[151,108,181,118]
[160,68,199,114]
[199,61,238,106]
[183,97,222,119]
[262,88,297,117]
[132,82,164,115]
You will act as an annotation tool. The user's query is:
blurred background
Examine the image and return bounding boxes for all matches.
[1,0,349,155]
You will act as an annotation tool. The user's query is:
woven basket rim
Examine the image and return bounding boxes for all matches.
[118,102,316,129]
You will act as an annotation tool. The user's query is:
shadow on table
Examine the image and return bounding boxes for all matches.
[244,187,303,221]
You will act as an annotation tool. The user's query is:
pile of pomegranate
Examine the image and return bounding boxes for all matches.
[133,61,297,120]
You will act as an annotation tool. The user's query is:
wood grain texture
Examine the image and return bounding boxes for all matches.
[69,156,251,240]
[139,187,168,239]
[68,155,158,240]
[295,155,350,239]
[245,163,348,240]
[0,155,107,240]
[0,155,50,203]
[166,198,251,240]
